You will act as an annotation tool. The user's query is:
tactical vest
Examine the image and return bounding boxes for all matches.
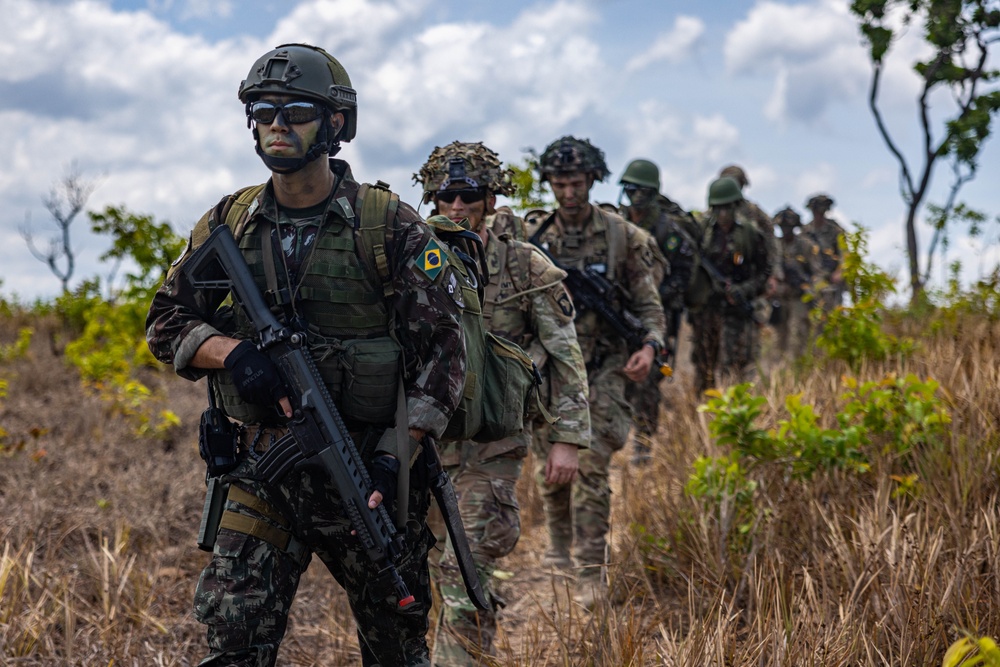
[209,183,399,426]
[686,218,762,310]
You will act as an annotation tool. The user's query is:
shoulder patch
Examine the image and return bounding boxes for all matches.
[418,237,446,281]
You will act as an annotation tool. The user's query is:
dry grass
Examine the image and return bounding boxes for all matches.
[2,313,999,665]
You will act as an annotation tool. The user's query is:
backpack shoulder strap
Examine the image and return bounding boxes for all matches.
[217,183,267,240]
[597,206,627,282]
[355,181,399,300]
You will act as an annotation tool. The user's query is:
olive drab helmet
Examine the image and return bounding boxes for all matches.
[707,176,744,206]
[536,136,610,183]
[239,43,358,173]
[619,159,661,191]
[719,164,749,189]
[414,141,515,205]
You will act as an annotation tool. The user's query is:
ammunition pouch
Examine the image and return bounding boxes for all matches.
[335,336,401,425]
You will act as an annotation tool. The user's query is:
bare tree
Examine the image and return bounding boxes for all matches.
[20,163,97,293]
[850,0,1000,300]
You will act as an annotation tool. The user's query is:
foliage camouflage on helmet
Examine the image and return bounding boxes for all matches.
[536,136,610,182]
[239,43,358,143]
[619,159,660,191]
[806,193,835,210]
[414,141,515,205]
[775,206,802,227]
[719,164,749,188]
[707,176,744,206]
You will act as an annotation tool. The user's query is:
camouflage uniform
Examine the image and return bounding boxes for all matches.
[688,179,771,396]
[801,198,845,314]
[148,149,466,664]
[530,205,665,583]
[774,208,819,361]
[414,141,590,665]
[432,219,591,665]
[620,194,699,451]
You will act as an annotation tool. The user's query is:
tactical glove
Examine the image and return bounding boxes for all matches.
[223,340,288,407]
[369,454,401,510]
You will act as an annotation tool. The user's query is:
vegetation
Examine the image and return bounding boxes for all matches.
[3,195,1000,663]
[850,0,1000,298]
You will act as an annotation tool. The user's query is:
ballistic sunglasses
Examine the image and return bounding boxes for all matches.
[249,100,325,125]
[436,188,487,205]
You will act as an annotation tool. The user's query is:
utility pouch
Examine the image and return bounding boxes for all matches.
[339,336,401,425]
[199,382,240,476]
[197,477,230,552]
[473,332,540,443]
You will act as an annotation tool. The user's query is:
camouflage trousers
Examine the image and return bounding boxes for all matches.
[194,440,433,667]
[775,294,811,361]
[531,355,632,582]
[625,362,667,438]
[689,309,758,397]
[428,435,526,667]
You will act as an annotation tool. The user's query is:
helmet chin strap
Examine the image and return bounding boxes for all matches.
[251,116,341,174]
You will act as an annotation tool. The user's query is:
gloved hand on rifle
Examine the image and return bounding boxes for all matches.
[224,340,290,411]
[368,454,401,510]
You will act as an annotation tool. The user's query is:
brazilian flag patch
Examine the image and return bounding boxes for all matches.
[418,237,445,281]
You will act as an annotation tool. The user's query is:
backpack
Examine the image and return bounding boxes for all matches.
[223,180,537,443]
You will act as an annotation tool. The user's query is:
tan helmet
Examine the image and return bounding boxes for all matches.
[719,164,749,189]
[414,141,515,205]
[536,136,610,183]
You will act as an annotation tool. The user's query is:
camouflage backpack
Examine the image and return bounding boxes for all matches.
[221,181,538,443]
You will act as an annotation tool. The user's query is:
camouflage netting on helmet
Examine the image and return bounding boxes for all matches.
[414,141,515,205]
[536,136,610,182]
[719,164,749,188]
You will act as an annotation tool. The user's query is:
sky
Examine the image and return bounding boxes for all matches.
[1,0,998,301]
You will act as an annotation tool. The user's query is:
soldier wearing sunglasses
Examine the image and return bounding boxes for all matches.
[414,142,590,666]
[146,43,467,667]
[529,136,667,611]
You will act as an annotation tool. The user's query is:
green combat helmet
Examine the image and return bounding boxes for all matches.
[707,176,744,206]
[619,159,660,191]
[774,206,801,229]
[536,136,610,183]
[414,141,515,205]
[806,193,834,210]
[239,43,358,172]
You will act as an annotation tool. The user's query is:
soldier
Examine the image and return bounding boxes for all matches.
[618,158,700,464]
[145,44,466,666]
[773,207,818,361]
[687,177,771,395]
[529,136,666,609]
[801,193,845,313]
[719,164,781,302]
[414,141,591,666]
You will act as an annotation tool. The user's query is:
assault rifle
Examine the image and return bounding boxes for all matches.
[184,224,490,612]
[528,220,672,376]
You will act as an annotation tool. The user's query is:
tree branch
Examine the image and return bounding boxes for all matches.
[869,61,916,202]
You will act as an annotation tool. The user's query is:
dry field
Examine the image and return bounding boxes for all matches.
[1,312,999,666]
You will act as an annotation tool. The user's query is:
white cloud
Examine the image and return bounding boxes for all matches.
[625,15,705,73]
[724,0,933,123]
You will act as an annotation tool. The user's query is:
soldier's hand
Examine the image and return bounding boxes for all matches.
[368,454,401,510]
[545,442,579,485]
[766,276,778,297]
[223,340,292,417]
[624,345,655,382]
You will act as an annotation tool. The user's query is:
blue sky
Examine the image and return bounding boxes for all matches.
[1,0,998,300]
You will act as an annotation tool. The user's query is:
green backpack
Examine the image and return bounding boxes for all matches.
[222,180,538,443]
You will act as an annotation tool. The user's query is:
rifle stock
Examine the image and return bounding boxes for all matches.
[185,224,415,609]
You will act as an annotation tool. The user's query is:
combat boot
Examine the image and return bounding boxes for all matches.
[573,574,606,611]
